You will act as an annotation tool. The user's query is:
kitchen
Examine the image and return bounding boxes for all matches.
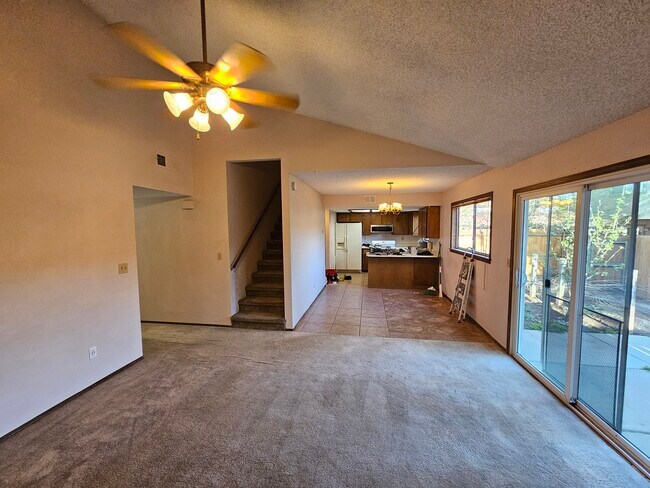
[334,205,441,290]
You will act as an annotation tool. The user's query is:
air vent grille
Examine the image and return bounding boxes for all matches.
[156,154,167,167]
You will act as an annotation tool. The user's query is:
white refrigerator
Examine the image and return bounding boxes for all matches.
[335,222,362,271]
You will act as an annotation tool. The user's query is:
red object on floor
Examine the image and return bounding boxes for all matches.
[325,269,338,283]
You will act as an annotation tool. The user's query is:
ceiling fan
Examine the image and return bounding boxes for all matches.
[94,0,299,138]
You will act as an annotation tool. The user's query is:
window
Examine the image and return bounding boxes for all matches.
[451,192,493,262]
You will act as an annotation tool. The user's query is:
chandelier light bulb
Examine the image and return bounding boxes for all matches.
[222,107,245,130]
[163,91,193,117]
[205,87,230,114]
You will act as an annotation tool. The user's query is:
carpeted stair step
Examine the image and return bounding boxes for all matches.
[245,282,284,297]
[231,311,286,331]
[270,230,282,241]
[238,296,285,315]
[252,270,284,284]
[257,259,283,271]
[262,249,283,260]
[274,222,282,231]
[267,239,282,250]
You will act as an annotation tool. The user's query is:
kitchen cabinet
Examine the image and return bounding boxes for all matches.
[418,208,428,237]
[392,212,411,235]
[417,206,440,239]
[362,249,369,271]
[336,212,350,223]
[367,255,439,289]
[426,206,440,238]
[359,213,371,235]
[339,211,414,235]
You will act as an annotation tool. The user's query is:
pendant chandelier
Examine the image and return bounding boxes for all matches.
[378,182,402,215]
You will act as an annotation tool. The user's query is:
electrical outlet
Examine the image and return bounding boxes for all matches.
[217,252,222,261]
[89,346,97,360]
[118,263,128,274]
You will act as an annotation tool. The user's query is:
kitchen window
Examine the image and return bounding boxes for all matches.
[450,192,493,262]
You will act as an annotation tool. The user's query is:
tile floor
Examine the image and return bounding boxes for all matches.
[294,273,494,343]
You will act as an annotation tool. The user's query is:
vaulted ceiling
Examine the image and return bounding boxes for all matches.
[83,0,649,168]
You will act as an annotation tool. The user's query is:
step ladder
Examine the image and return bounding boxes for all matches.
[449,248,475,322]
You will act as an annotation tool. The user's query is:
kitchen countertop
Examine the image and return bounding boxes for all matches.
[366,253,439,259]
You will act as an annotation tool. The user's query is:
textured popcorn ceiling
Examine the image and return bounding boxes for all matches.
[83,0,650,167]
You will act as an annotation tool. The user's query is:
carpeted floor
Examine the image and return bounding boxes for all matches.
[0,324,646,487]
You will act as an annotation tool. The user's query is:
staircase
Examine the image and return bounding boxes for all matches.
[231,218,286,331]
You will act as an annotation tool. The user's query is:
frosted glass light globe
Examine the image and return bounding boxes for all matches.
[189,109,210,132]
[163,91,193,117]
[222,107,244,130]
[205,87,230,114]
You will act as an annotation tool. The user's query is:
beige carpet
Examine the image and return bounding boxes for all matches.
[0,324,646,487]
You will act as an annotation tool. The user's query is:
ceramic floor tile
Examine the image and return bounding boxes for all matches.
[334,315,361,325]
[307,316,335,325]
[361,316,388,327]
[331,324,360,336]
[301,323,333,334]
[335,309,362,317]
[303,273,491,344]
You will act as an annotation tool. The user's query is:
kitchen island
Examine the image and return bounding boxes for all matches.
[367,254,439,289]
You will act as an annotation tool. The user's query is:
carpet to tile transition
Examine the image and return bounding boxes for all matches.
[0,324,646,487]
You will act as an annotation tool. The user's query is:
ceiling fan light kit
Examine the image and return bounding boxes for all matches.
[94,0,299,139]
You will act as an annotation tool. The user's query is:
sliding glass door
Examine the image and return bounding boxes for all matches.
[577,180,650,458]
[516,191,577,390]
[512,172,650,468]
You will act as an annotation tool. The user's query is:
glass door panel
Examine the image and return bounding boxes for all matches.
[578,183,634,426]
[622,180,650,456]
[516,192,577,390]
[577,179,650,461]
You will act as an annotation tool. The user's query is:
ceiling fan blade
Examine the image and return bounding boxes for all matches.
[209,42,272,87]
[108,22,201,82]
[228,101,258,129]
[228,87,299,111]
[93,77,192,91]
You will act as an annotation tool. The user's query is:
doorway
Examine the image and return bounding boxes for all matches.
[511,170,650,472]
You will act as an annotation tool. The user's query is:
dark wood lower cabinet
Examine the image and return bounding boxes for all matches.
[367,257,439,289]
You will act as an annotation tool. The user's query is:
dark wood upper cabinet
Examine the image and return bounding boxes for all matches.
[392,212,411,235]
[425,206,440,238]
[416,206,440,238]
[337,211,417,236]
[337,212,351,223]
[360,213,371,234]
[418,208,428,237]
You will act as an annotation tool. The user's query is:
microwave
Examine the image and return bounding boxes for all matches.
[370,224,393,233]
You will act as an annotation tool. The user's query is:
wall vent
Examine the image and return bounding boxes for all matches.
[363,195,376,203]
[156,154,167,167]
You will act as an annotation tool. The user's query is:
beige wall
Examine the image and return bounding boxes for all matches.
[440,108,650,347]
[289,176,327,325]
[134,195,201,323]
[0,2,193,436]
